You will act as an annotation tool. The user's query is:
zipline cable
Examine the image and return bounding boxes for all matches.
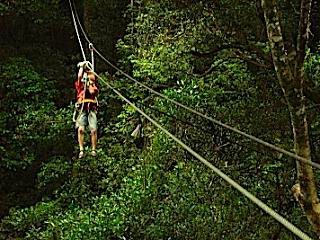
[68,0,94,71]
[68,0,88,123]
[109,91,270,159]
[69,0,320,170]
[69,0,98,123]
[87,67,313,240]
[71,0,91,44]
[136,100,272,157]
[68,3,314,238]
[90,43,95,72]
[92,47,320,170]
[68,0,86,61]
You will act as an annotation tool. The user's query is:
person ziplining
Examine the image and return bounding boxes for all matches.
[74,61,99,158]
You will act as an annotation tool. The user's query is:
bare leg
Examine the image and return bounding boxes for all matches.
[91,129,97,151]
[88,110,98,153]
[78,126,85,151]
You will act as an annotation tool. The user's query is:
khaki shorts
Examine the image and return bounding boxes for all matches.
[76,110,97,131]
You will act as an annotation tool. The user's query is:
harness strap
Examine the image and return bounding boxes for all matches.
[73,98,97,123]
[78,99,96,104]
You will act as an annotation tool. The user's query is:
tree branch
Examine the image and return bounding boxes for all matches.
[295,0,313,75]
[233,50,273,68]
[194,58,234,77]
[190,42,273,64]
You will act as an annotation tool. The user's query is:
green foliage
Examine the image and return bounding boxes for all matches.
[1,201,61,235]
[0,58,72,169]
[305,48,320,86]
[1,121,145,239]
[0,3,9,16]
[0,0,64,24]
[1,1,319,240]
[37,156,72,188]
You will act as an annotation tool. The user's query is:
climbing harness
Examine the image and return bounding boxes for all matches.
[73,69,99,123]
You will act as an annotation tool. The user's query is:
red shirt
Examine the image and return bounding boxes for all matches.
[74,79,99,110]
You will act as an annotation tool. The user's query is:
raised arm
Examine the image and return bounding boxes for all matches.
[77,66,84,83]
[76,61,90,83]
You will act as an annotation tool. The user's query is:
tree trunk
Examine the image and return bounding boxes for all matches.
[261,0,320,235]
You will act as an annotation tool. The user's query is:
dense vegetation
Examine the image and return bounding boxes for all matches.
[1,0,320,239]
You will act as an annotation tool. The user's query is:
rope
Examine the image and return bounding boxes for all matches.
[87,67,313,240]
[68,0,86,61]
[71,0,91,44]
[90,43,95,72]
[73,72,88,123]
[92,47,320,170]
[70,0,320,169]
[136,100,274,158]
[69,1,97,123]
[69,4,311,237]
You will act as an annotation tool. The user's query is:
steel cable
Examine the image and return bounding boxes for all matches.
[69,3,315,238]
[68,0,87,61]
[88,68,313,240]
[92,47,320,170]
[70,0,320,170]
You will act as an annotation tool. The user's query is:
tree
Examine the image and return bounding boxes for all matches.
[261,0,320,234]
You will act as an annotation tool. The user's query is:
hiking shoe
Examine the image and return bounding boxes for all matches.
[91,150,97,157]
[78,150,85,159]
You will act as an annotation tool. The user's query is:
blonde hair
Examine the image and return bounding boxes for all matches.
[86,70,96,81]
